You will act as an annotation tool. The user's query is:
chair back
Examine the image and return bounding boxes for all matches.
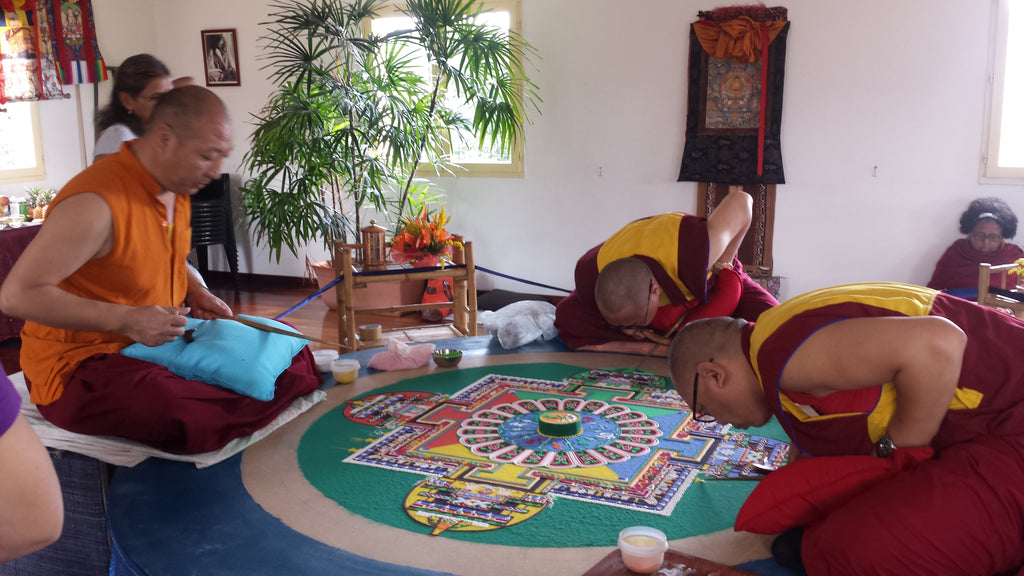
[191,174,232,248]
[978,262,1024,319]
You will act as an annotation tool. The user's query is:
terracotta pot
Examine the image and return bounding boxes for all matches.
[390,246,452,267]
[310,261,425,316]
[410,253,441,268]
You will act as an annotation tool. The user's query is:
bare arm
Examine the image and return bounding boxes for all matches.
[706,186,752,267]
[0,193,189,347]
[576,340,668,357]
[0,414,63,562]
[781,316,966,448]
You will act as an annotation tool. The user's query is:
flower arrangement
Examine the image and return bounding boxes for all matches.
[1012,258,1024,281]
[389,207,460,266]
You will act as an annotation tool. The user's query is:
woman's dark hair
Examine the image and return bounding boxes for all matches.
[94,54,170,136]
[959,197,1018,238]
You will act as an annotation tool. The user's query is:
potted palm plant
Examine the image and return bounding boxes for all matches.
[240,0,539,305]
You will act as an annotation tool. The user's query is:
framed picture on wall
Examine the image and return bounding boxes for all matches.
[201,28,240,87]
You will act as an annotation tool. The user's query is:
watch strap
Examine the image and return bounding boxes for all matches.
[876,434,897,458]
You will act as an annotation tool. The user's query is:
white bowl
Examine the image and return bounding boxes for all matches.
[312,349,340,372]
[617,526,668,573]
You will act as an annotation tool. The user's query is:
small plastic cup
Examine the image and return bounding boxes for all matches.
[312,349,339,372]
[358,323,382,342]
[330,358,360,384]
[617,526,668,574]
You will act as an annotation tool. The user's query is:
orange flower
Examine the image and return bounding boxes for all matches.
[389,207,459,263]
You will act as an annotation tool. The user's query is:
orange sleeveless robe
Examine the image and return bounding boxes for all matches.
[20,144,191,405]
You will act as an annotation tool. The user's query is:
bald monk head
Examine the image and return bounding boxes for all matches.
[134,84,233,196]
[595,257,660,337]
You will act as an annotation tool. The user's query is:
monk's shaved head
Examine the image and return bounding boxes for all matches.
[668,317,744,387]
[147,85,229,138]
[595,258,653,323]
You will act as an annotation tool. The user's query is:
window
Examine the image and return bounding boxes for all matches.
[370,0,525,178]
[0,102,45,183]
[984,0,1024,180]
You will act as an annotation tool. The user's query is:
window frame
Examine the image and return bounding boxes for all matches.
[368,0,526,179]
[983,0,1024,182]
[0,101,46,184]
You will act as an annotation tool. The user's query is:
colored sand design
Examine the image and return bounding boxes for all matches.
[297,364,789,547]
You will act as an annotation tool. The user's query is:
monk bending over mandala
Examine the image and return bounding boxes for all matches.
[0,86,320,455]
[554,186,778,354]
[669,282,1024,576]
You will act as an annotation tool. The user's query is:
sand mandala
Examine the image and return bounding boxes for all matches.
[300,368,789,538]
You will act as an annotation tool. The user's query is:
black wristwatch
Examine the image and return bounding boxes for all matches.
[875,435,897,458]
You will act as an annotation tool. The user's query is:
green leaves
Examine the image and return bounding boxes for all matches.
[241,0,539,260]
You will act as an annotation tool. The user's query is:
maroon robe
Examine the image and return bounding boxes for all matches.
[746,285,1024,576]
[927,237,1024,291]
[554,214,777,349]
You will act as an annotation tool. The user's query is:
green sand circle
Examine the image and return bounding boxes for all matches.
[296,363,782,548]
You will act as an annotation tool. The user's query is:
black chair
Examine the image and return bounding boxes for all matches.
[191,173,240,292]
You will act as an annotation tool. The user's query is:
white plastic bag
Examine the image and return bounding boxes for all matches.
[480,300,558,349]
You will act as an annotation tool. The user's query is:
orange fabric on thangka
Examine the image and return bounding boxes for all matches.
[693,17,787,63]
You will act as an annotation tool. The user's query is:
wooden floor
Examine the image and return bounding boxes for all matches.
[0,273,469,376]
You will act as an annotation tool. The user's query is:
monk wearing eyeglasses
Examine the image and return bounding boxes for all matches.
[669,282,1024,576]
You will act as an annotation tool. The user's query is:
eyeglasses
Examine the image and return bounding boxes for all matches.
[691,366,716,423]
[607,278,653,333]
[969,232,1003,244]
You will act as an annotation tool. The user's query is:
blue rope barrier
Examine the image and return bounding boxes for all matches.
[274,276,341,320]
[274,263,571,320]
[474,265,572,294]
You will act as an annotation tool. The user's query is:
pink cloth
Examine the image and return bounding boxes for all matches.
[367,339,436,371]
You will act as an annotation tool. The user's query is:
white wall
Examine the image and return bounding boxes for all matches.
[8,0,1023,302]
[0,77,97,195]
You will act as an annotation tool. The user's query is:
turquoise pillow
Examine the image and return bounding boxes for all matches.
[121,314,310,401]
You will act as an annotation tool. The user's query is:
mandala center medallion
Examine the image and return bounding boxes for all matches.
[537,410,582,437]
[456,397,662,468]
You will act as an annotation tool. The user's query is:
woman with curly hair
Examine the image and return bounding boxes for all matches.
[927,197,1024,292]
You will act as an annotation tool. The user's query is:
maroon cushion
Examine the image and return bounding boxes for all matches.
[735,447,934,534]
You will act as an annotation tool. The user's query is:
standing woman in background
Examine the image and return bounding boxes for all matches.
[92,54,172,162]
[927,197,1024,292]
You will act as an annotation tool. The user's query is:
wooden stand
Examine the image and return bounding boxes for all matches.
[333,241,478,351]
[978,261,1024,319]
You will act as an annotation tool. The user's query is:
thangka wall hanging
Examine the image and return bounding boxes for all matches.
[50,0,107,85]
[677,6,789,185]
[0,0,106,105]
